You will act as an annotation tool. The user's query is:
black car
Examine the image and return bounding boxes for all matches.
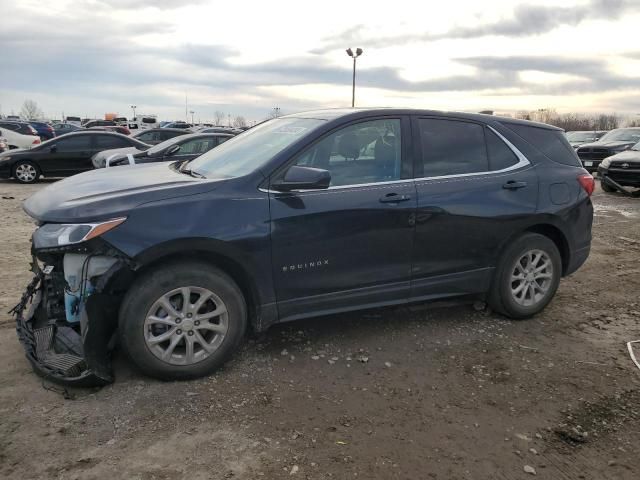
[131,127,190,145]
[161,121,193,129]
[104,132,233,167]
[597,141,640,193]
[565,130,607,149]
[576,128,640,172]
[0,131,145,183]
[13,108,593,386]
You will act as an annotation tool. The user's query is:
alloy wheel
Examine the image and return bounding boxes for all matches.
[15,164,37,183]
[144,286,229,365]
[510,249,554,307]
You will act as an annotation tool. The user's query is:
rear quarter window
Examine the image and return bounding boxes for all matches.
[503,123,581,167]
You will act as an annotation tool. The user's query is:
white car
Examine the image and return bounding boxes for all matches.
[0,122,41,150]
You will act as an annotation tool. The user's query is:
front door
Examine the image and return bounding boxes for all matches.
[410,116,539,300]
[43,134,93,175]
[269,117,416,321]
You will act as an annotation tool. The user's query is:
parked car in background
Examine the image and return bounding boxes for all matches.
[0,137,8,153]
[0,121,41,150]
[566,130,607,149]
[131,127,189,145]
[0,131,145,183]
[65,116,82,127]
[83,119,116,129]
[597,141,640,193]
[128,115,158,131]
[88,125,131,135]
[576,128,640,172]
[29,121,56,141]
[161,121,193,129]
[91,136,153,168]
[54,123,84,135]
[14,108,594,384]
[198,127,242,135]
[105,132,232,167]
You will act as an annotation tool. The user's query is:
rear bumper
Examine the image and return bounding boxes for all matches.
[565,245,590,277]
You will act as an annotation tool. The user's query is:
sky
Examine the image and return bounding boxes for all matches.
[1,0,639,123]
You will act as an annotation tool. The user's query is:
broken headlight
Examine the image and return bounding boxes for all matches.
[33,218,126,249]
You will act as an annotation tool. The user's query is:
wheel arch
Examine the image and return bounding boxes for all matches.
[129,238,274,332]
[522,224,570,275]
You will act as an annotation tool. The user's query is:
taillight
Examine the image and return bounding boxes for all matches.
[578,173,595,196]
[32,138,41,145]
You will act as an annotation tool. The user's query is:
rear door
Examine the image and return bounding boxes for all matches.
[410,116,538,299]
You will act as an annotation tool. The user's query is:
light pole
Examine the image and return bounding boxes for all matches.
[346,48,363,108]
[189,110,195,125]
[130,105,137,120]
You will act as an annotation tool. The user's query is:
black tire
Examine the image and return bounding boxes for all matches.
[12,160,40,184]
[488,233,562,320]
[118,261,247,380]
[600,179,616,193]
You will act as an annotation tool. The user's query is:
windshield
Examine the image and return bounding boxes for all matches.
[599,129,640,143]
[147,135,186,155]
[566,131,600,142]
[187,117,325,178]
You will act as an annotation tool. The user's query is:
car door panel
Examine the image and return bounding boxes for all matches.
[269,116,416,321]
[410,116,538,300]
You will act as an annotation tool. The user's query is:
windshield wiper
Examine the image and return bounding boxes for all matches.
[180,168,206,179]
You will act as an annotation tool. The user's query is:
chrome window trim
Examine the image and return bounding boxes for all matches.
[261,124,530,193]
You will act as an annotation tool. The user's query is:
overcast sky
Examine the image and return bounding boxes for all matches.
[1,0,639,122]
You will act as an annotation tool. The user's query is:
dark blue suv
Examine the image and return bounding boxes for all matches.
[13,109,594,385]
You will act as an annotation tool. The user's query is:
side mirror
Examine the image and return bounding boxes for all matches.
[271,165,331,192]
[166,144,181,156]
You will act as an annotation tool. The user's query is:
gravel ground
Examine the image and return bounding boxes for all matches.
[0,179,639,480]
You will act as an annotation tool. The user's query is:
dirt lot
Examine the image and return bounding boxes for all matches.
[0,179,638,480]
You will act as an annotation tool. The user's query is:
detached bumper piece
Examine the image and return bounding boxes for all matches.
[12,267,117,387]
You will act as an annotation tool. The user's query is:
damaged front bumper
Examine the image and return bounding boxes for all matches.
[12,255,129,387]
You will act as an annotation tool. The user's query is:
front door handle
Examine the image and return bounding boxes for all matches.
[503,180,527,190]
[379,192,412,203]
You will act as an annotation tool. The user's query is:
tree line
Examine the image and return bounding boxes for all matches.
[514,109,639,131]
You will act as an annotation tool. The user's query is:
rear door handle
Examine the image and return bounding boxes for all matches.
[503,180,527,190]
[379,192,412,203]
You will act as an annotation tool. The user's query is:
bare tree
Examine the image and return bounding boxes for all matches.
[20,99,43,120]
[214,111,225,126]
[233,115,247,128]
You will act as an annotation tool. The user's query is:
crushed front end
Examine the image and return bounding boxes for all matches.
[12,222,133,387]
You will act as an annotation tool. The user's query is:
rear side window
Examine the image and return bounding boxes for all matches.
[503,123,580,167]
[95,135,131,149]
[418,118,488,177]
[485,129,519,171]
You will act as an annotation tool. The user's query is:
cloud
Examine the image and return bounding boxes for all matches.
[313,0,637,53]
[94,0,207,10]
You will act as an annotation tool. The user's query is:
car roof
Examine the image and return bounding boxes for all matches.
[282,108,563,131]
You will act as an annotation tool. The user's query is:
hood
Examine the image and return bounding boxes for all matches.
[606,149,640,162]
[577,140,636,151]
[24,163,219,223]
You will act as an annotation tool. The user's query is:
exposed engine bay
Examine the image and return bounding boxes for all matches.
[12,244,132,386]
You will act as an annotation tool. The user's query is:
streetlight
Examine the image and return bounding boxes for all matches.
[345,47,363,108]
[189,110,195,125]
[130,105,137,120]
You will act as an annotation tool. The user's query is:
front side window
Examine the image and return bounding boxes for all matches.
[56,135,91,151]
[418,118,488,177]
[294,119,402,187]
[176,138,216,155]
[95,135,131,149]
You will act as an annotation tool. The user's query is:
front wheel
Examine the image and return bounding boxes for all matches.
[13,160,40,184]
[488,233,562,319]
[118,261,247,380]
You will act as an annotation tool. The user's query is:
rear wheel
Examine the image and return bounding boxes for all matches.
[13,160,40,184]
[488,233,561,319]
[119,261,247,380]
[600,179,616,193]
